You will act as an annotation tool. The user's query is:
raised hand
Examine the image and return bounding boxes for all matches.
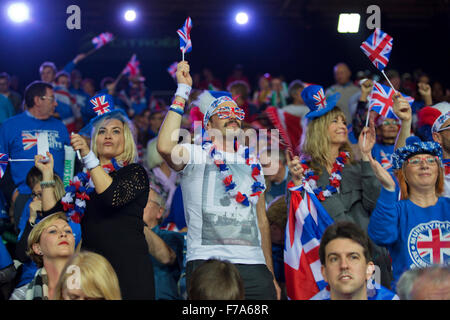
[392,93,412,122]
[34,152,55,180]
[70,133,91,158]
[286,150,304,186]
[358,120,376,160]
[360,79,374,102]
[368,154,396,191]
[176,61,193,87]
[417,82,432,105]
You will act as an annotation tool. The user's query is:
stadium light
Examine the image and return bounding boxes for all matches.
[124,9,137,22]
[7,2,30,23]
[337,13,360,33]
[235,12,249,25]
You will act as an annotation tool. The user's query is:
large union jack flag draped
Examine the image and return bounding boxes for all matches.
[360,28,393,71]
[22,132,38,151]
[90,95,111,116]
[369,81,414,119]
[91,32,114,49]
[284,181,334,300]
[123,54,140,77]
[177,17,193,54]
[0,153,9,179]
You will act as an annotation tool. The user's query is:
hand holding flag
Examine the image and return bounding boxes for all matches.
[177,17,193,61]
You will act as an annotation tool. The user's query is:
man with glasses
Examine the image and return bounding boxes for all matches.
[0,81,70,232]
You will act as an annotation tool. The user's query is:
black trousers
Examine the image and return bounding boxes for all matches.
[186,259,277,300]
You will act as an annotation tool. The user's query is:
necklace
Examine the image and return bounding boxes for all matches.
[61,158,122,223]
[202,141,266,207]
[300,152,349,201]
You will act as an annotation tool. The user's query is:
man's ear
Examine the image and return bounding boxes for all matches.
[432,132,442,144]
[321,264,328,283]
[33,95,41,108]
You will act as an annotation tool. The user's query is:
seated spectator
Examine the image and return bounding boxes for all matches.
[227,80,258,124]
[54,251,122,300]
[317,221,398,300]
[396,265,450,300]
[252,73,272,111]
[282,80,309,118]
[270,77,288,108]
[368,136,450,289]
[188,259,245,300]
[10,212,75,300]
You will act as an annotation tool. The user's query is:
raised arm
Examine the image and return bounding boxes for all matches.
[157,61,192,172]
[393,93,413,150]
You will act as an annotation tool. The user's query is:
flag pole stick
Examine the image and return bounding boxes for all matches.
[83,47,98,58]
[381,70,397,94]
[362,107,371,147]
[182,50,185,62]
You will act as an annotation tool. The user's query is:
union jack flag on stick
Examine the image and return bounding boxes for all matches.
[360,28,397,92]
[122,54,140,77]
[284,181,334,300]
[369,81,414,119]
[85,32,114,58]
[177,17,193,61]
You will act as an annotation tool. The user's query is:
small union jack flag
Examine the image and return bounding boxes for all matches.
[91,32,114,49]
[369,81,414,119]
[177,17,193,54]
[167,62,178,79]
[360,28,393,71]
[123,54,140,77]
[379,150,393,170]
[22,132,38,151]
[0,153,8,179]
[90,95,111,115]
[312,88,327,110]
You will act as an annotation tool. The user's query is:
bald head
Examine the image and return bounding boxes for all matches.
[334,63,352,85]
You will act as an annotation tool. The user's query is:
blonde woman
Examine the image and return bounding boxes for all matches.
[40,95,154,299]
[10,212,75,300]
[287,85,392,286]
[54,251,121,300]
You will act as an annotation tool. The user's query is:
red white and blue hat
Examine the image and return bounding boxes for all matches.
[391,136,443,170]
[79,93,129,137]
[301,85,341,119]
[196,90,240,127]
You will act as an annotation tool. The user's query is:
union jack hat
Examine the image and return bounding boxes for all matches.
[391,136,443,170]
[301,85,341,120]
[79,93,129,137]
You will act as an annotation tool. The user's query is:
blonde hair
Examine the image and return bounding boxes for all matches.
[54,251,122,300]
[301,107,354,174]
[90,113,138,164]
[26,212,71,268]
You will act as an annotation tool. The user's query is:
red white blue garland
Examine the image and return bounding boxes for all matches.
[299,151,349,201]
[61,159,122,223]
[202,141,266,207]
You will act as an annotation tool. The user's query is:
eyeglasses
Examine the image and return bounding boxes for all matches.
[31,192,42,199]
[382,120,399,126]
[212,106,245,121]
[437,125,450,133]
[41,96,55,102]
[407,156,439,166]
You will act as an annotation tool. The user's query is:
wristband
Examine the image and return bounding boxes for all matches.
[169,106,184,116]
[82,151,100,170]
[172,99,185,108]
[175,83,191,101]
[40,180,55,188]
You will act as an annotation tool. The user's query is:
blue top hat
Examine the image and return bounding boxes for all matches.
[301,85,341,119]
[79,93,129,137]
[391,136,443,170]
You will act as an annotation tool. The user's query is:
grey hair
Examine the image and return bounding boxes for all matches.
[397,265,450,300]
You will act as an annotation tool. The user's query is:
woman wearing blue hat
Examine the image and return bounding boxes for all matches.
[39,94,155,299]
[288,84,392,287]
[368,136,450,290]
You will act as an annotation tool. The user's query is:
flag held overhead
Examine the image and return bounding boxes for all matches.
[177,17,193,60]
[91,32,114,49]
[360,28,393,71]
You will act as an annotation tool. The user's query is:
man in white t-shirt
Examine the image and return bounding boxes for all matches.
[157,61,281,300]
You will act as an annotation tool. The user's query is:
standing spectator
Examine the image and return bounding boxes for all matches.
[0,81,70,232]
[70,69,96,125]
[326,62,359,122]
[0,92,15,125]
[252,73,272,111]
[269,77,288,108]
[371,116,400,173]
[157,61,281,300]
[81,78,96,98]
[39,54,86,84]
[54,71,83,133]
[41,95,155,299]
[368,136,450,289]
[227,80,258,124]
[282,80,309,118]
[0,72,22,114]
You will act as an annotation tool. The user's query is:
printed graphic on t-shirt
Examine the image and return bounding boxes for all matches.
[408,220,450,268]
[21,130,62,151]
[201,163,259,246]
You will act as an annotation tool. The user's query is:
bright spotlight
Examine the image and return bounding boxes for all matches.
[7,2,30,23]
[235,12,249,25]
[124,9,137,22]
[337,13,360,33]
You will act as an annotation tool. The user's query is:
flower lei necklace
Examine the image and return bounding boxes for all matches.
[202,141,266,207]
[300,151,349,201]
[61,158,122,223]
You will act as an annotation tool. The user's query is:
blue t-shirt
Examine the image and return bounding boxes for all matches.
[0,94,15,125]
[368,187,450,289]
[70,87,95,124]
[371,143,395,173]
[0,111,70,194]
[0,235,12,269]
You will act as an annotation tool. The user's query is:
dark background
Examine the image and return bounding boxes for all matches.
[0,0,449,94]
